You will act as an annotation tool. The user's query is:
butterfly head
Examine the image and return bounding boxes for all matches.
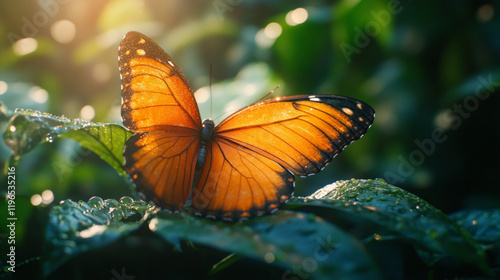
[200,119,215,144]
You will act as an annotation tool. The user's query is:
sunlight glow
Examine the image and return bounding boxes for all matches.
[264,22,282,39]
[286,7,308,26]
[243,83,257,96]
[13,37,38,56]
[51,19,77,43]
[255,22,282,48]
[0,81,7,95]
[30,194,42,206]
[195,87,210,104]
[42,190,54,204]
[29,86,49,104]
[80,105,96,121]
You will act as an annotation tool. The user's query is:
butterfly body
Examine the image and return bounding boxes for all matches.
[197,119,215,168]
[119,31,375,221]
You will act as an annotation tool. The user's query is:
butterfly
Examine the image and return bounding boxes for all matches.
[119,31,375,221]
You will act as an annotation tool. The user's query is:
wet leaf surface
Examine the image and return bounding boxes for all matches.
[45,200,384,280]
[44,196,159,275]
[3,109,132,176]
[152,211,384,280]
[287,178,490,273]
[450,209,500,245]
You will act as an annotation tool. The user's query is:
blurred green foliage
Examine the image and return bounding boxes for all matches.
[1,0,500,279]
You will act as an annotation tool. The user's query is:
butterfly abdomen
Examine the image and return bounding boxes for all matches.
[197,119,215,168]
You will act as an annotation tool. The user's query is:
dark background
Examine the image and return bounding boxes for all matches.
[1,0,499,277]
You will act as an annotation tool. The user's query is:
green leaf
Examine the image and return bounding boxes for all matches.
[44,196,159,275]
[209,253,241,275]
[450,209,500,246]
[287,178,490,273]
[45,197,384,279]
[60,124,132,177]
[151,211,384,280]
[3,109,132,176]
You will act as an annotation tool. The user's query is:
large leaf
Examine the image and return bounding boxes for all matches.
[286,178,490,273]
[60,124,132,177]
[44,196,159,275]
[3,109,132,176]
[450,209,500,277]
[151,211,384,280]
[450,209,500,245]
[45,197,384,280]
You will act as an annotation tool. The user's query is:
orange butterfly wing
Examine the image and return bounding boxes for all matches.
[191,136,294,221]
[191,95,374,220]
[119,32,375,220]
[119,31,201,211]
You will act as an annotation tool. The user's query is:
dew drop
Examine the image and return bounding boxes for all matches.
[109,208,124,221]
[104,198,120,208]
[88,196,104,208]
[120,196,134,204]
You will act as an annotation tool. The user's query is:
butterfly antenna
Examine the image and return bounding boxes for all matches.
[209,63,213,120]
[256,85,280,102]
[212,85,281,123]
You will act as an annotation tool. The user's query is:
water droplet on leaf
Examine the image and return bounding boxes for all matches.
[88,196,104,208]
[120,196,134,204]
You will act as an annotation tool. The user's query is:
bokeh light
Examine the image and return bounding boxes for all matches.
[477,4,494,22]
[255,22,282,48]
[29,86,49,104]
[80,105,96,121]
[264,22,282,39]
[195,87,210,104]
[13,37,38,56]
[42,190,54,204]
[30,194,43,206]
[51,19,77,43]
[0,81,7,95]
[285,7,308,26]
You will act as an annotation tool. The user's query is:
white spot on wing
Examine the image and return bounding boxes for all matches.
[342,107,354,115]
